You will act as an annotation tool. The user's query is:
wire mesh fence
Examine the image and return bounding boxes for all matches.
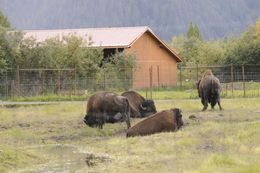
[0,64,260,99]
[178,64,260,98]
[0,66,135,98]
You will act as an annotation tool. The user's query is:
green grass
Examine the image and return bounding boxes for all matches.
[3,94,87,102]
[0,98,260,172]
[0,145,41,173]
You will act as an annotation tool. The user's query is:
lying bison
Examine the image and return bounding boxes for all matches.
[197,69,223,111]
[126,108,183,137]
[121,90,157,118]
[83,92,131,129]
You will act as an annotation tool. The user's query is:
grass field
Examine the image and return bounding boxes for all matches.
[0,98,260,172]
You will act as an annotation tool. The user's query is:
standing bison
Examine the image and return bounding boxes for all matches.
[197,69,223,111]
[121,90,157,118]
[126,108,183,137]
[83,92,131,129]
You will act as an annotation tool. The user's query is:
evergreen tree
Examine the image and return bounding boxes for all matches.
[0,11,11,28]
[187,22,203,41]
[187,22,195,39]
[193,24,203,41]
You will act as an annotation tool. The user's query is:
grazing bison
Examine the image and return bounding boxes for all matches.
[197,69,223,111]
[83,92,131,129]
[121,90,157,118]
[126,108,183,137]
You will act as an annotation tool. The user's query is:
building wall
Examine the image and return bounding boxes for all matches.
[125,32,178,89]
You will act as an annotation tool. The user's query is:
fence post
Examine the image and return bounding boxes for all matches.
[196,64,199,82]
[230,64,234,94]
[103,72,106,90]
[242,64,245,97]
[226,83,228,96]
[149,66,153,99]
[74,68,77,95]
[179,64,182,89]
[16,66,20,94]
[57,69,61,95]
[11,80,15,97]
[41,70,45,95]
[124,68,128,90]
[157,65,160,90]
[5,70,8,98]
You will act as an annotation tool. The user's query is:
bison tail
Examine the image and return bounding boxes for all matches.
[211,79,217,95]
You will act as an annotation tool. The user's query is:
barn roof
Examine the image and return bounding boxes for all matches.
[23,26,182,62]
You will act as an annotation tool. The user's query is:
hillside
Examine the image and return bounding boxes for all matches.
[0,0,260,40]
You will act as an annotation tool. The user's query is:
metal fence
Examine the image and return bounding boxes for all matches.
[178,64,260,97]
[0,66,135,98]
[0,64,260,99]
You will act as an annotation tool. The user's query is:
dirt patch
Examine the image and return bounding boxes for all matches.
[187,112,226,122]
[85,153,111,167]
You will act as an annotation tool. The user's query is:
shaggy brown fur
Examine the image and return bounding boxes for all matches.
[197,69,222,111]
[126,108,183,137]
[84,92,131,129]
[122,90,157,118]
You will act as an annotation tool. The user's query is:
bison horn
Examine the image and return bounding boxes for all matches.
[140,104,147,110]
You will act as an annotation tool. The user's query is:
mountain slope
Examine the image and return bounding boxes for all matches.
[0,0,259,40]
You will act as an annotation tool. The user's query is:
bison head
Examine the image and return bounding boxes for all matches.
[83,114,105,129]
[171,108,183,129]
[139,99,157,117]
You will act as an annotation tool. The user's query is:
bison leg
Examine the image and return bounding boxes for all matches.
[218,101,223,110]
[124,99,131,129]
[125,107,131,129]
[202,98,208,111]
[98,124,103,129]
[216,94,223,110]
[120,105,131,129]
[210,100,216,110]
[125,105,131,129]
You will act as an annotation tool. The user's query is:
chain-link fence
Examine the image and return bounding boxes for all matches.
[178,64,260,97]
[1,64,260,99]
[0,68,76,97]
[0,66,135,98]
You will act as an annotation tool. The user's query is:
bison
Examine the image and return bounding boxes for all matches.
[126,108,183,137]
[83,92,131,129]
[121,90,157,118]
[197,69,223,111]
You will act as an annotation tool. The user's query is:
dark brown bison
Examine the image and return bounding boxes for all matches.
[126,108,183,137]
[83,92,131,129]
[197,69,223,111]
[121,90,157,118]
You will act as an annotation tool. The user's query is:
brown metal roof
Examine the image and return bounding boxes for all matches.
[23,26,182,62]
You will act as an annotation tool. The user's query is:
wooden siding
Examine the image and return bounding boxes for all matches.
[125,32,178,89]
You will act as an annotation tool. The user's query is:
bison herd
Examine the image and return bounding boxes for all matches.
[83,70,222,137]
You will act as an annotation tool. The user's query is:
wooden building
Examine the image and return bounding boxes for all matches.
[24,26,182,88]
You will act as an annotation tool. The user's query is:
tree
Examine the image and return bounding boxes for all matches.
[0,11,12,70]
[102,51,137,90]
[187,22,203,41]
[224,23,260,65]
[0,11,10,28]
[256,17,260,37]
